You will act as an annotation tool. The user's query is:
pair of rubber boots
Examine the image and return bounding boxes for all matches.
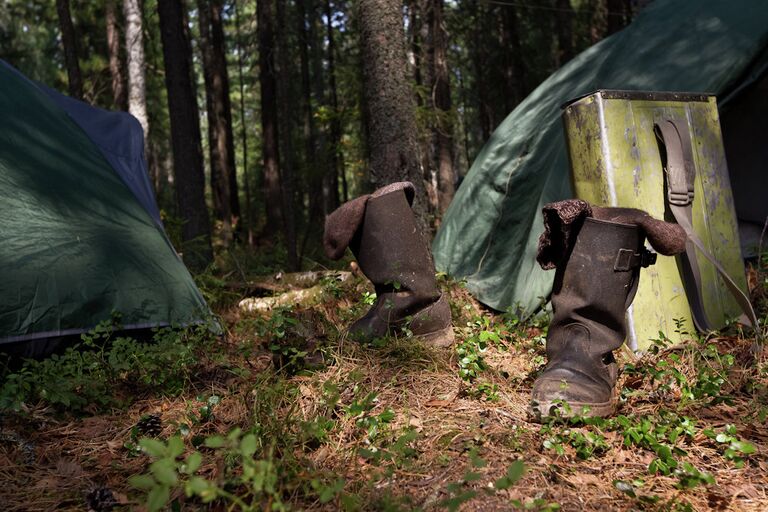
[324,187,686,419]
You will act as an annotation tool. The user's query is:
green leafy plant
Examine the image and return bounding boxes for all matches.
[703,424,757,467]
[0,320,211,413]
[439,450,527,511]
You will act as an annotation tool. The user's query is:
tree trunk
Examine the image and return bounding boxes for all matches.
[470,0,492,142]
[411,0,438,214]
[428,0,455,215]
[257,0,285,240]
[606,0,632,36]
[233,0,254,245]
[296,0,321,221]
[105,1,127,110]
[358,0,429,231]
[55,0,83,100]
[124,0,149,146]
[157,0,213,271]
[555,0,575,67]
[198,0,240,247]
[324,0,346,203]
[500,5,526,105]
[274,0,299,270]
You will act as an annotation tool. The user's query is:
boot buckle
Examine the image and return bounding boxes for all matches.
[614,248,657,271]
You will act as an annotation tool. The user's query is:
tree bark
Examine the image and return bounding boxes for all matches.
[428,0,455,215]
[124,0,149,146]
[470,0,492,142]
[606,0,632,36]
[358,0,429,230]
[324,0,346,203]
[555,0,575,67]
[296,0,321,220]
[55,0,83,100]
[257,0,285,239]
[105,0,127,110]
[198,0,241,246]
[500,4,526,106]
[157,0,213,271]
[274,0,299,270]
[233,0,254,245]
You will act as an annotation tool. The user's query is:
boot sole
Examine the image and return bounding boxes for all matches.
[416,325,455,348]
[527,398,615,422]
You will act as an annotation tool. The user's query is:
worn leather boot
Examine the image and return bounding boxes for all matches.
[323,182,454,346]
[529,202,686,420]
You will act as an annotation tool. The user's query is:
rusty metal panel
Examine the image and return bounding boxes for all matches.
[562,90,747,351]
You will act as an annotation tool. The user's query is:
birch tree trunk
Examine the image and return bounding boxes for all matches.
[123,0,149,145]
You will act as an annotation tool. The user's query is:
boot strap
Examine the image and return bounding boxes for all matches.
[614,248,656,272]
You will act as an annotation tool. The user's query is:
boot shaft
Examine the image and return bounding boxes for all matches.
[350,189,439,299]
[549,217,645,358]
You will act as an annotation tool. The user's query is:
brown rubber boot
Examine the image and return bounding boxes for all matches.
[323,182,453,347]
[528,201,687,421]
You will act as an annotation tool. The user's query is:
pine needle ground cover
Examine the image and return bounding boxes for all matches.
[1,261,767,511]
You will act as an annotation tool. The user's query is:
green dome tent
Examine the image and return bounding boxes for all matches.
[0,60,210,355]
[433,0,768,314]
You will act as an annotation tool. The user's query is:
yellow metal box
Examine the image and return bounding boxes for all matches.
[562,90,749,351]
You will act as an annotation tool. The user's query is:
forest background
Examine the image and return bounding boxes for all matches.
[1,0,637,269]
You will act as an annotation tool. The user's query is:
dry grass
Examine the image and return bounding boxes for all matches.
[1,272,767,512]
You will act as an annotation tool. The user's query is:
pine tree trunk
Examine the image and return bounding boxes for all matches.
[124,0,149,145]
[500,5,526,106]
[157,0,213,271]
[105,0,127,110]
[257,0,285,239]
[470,0,492,142]
[55,0,83,100]
[198,0,240,247]
[233,0,253,245]
[428,0,455,215]
[606,0,631,35]
[358,0,429,231]
[324,0,346,203]
[555,0,575,67]
[296,0,321,220]
[274,0,299,270]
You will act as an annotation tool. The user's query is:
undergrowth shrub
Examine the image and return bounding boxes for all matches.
[0,319,215,413]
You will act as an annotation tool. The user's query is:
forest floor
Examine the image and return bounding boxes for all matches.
[1,257,768,512]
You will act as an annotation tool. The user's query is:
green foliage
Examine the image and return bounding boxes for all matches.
[0,320,212,413]
[541,426,609,460]
[703,424,757,467]
[439,450,528,511]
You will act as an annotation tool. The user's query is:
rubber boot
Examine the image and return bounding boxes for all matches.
[529,215,654,420]
[324,183,453,346]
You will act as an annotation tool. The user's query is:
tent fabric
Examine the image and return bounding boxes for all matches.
[0,60,209,345]
[39,82,163,227]
[432,0,768,314]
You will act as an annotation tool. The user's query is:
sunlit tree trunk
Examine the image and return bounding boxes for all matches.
[124,0,149,145]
